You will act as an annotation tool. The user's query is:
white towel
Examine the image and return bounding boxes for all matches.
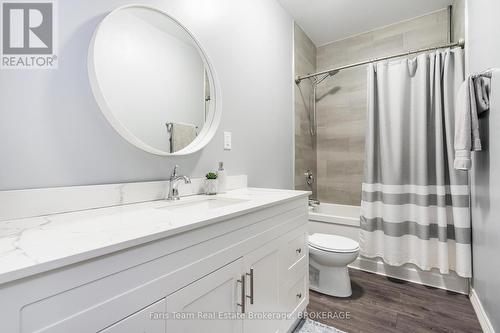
[474,76,490,113]
[454,77,483,170]
[170,122,197,152]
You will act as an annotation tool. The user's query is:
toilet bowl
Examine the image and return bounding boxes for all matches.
[308,233,359,297]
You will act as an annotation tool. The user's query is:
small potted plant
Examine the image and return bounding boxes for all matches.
[205,172,218,195]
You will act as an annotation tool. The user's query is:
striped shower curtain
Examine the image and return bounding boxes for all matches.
[360,48,472,278]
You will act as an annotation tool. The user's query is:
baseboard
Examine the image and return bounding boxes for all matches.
[349,256,469,294]
[470,288,496,333]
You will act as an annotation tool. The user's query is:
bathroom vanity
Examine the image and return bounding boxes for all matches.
[0,187,309,333]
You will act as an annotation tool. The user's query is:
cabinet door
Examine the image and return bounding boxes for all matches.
[243,241,281,333]
[165,258,244,333]
[99,299,166,333]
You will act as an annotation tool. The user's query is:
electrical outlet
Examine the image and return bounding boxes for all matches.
[224,131,232,150]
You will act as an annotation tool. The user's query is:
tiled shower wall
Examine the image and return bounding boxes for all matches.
[294,24,317,194]
[294,10,450,205]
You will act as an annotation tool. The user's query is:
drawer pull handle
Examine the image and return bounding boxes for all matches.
[296,248,302,254]
[237,275,246,313]
[246,268,254,305]
[296,293,302,299]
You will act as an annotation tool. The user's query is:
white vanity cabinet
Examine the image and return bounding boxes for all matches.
[242,237,282,333]
[165,258,244,333]
[164,225,307,333]
[0,195,308,333]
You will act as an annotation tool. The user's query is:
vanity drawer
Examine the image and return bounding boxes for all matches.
[285,232,307,269]
[284,273,307,313]
[99,299,165,333]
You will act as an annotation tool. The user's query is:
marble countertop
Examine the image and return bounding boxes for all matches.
[0,187,309,285]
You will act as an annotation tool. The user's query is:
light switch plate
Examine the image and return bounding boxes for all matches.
[224,131,232,150]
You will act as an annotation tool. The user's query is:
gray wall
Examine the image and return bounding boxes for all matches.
[451,0,466,43]
[294,24,317,195]
[468,0,500,330]
[0,0,294,191]
[314,10,449,205]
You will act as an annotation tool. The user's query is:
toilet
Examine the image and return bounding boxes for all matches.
[308,233,360,297]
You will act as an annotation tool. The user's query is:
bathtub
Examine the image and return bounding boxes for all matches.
[308,203,360,227]
[308,203,361,243]
[307,202,469,294]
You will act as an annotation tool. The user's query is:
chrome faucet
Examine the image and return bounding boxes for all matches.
[167,165,191,201]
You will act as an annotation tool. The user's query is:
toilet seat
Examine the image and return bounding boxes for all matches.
[309,233,359,253]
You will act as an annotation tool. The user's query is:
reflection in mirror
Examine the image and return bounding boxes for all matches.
[89,5,219,155]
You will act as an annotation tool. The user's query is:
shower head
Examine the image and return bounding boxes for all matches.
[296,69,339,85]
[315,70,337,85]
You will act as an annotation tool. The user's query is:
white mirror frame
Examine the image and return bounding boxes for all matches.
[87,4,221,156]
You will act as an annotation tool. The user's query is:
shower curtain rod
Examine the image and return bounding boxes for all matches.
[295,38,465,84]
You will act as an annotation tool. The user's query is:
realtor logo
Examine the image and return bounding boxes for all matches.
[1,1,57,69]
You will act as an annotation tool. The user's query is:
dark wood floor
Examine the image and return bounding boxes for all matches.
[307,269,482,333]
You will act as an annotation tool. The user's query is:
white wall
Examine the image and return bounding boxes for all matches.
[467,0,500,330]
[0,0,294,190]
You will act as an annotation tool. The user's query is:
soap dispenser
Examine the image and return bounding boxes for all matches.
[217,162,227,193]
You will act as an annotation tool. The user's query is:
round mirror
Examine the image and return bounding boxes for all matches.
[88,5,220,155]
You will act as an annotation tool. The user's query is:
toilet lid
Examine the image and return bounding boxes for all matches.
[308,233,359,253]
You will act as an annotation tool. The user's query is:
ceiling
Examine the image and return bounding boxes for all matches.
[278,0,453,46]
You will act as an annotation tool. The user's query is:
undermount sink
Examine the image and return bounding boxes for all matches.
[157,196,248,214]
